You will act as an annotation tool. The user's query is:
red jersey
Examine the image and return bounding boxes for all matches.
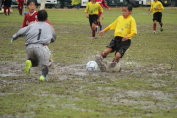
[96,0,109,9]
[22,11,38,28]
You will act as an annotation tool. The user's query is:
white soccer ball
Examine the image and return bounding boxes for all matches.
[86,61,98,71]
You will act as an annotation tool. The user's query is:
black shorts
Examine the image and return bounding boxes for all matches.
[153,12,162,22]
[107,36,131,58]
[89,14,98,26]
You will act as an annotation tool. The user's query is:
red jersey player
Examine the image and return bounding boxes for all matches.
[92,0,110,31]
[16,0,26,16]
[22,0,52,28]
[22,0,38,28]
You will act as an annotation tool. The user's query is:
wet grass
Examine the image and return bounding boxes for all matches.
[0,7,177,117]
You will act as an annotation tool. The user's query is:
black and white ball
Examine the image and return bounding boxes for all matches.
[86,61,98,71]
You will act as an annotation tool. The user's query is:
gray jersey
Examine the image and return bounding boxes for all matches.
[12,21,56,45]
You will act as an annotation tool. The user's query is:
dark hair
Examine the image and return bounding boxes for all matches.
[27,0,38,6]
[37,10,48,21]
[122,3,133,11]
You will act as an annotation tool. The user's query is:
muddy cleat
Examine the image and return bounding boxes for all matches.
[160,27,163,32]
[95,54,107,72]
[109,62,117,69]
[107,62,121,72]
[24,60,32,74]
[153,31,156,34]
[39,75,48,81]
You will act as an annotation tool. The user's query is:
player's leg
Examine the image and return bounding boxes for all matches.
[95,39,114,72]
[3,6,7,15]
[153,20,157,34]
[35,45,51,81]
[158,12,163,32]
[7,7,10,15]
[153,13,157,34]
[109,38,131,69]
[91,23,96,38]
[89,15,95,38]
[97,12,102,31]
[19,1,23,15]
[24,48,35,74]
[92,15,98,38]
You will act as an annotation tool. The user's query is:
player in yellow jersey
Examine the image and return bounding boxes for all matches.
[84,0,103,39]
[148,0,164,34]
[95,3,137,72]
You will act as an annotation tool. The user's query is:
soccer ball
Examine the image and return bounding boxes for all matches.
[86,61,98,71]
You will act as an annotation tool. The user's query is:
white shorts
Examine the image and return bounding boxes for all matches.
[26,44,51,70]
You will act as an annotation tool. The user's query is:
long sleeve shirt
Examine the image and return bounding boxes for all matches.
[149,1,164,14]
[12,21,56,45]
[84,2,103,15]
[104,15,137,39]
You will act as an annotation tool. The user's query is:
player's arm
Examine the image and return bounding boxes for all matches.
[123,18,137,41]
[22,15,27,28]
[50,30,56,43]
[99,4,104,19]
[157,3,164,10]
[102,0,110,9]
[99,18,118,35]
[12,26,30,40]
[148,4,153,13]
[84,4,89,18]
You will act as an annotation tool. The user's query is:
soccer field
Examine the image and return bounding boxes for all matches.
[0,7,177,117]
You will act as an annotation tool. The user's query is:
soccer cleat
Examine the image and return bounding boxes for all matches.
[109,62,117,69]
[24,60,32,74]
[160,27,163,32]
[95,54,107,72]
[153,31,156,34]
[39,75,48,81]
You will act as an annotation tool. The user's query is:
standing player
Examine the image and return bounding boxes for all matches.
[84,0,103,39]
[11,10,56,81]
[22,0,38,28]
[16,0,26,16]
[3,0,12,16]
[148,0,164,34]
[96,3,137,72]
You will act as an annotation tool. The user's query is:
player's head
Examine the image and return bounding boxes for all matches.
[122,3,133,18]
[37,10,48,21]
[27,0,38,13]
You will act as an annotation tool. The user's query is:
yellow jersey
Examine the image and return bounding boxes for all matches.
[104,15,137,39]
[84,2,103,15]
[150,1,164,14]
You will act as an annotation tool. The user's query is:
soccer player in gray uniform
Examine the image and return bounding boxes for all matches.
[11,10,56,81]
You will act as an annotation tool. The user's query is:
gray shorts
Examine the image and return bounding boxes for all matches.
[26,44,51,70]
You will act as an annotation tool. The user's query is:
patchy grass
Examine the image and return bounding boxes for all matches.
[0,7,177,117]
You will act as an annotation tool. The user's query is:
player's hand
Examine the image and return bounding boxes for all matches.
[10,38,14,45]
[98,30,105,35]
[122,36,129,41]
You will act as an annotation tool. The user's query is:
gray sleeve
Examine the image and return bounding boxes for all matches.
[12,26,30,40]
[50,30,56,43]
